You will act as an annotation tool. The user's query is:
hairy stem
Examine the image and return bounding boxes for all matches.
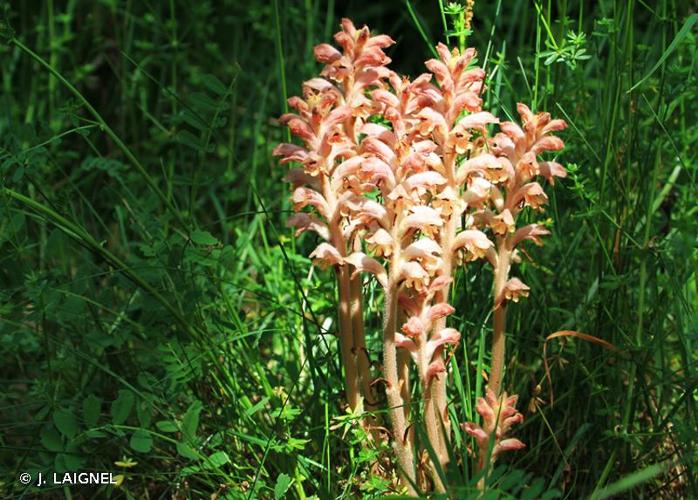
[397,308,412,424]
[383,283,416,492]
[489,241,510,396]
[428,148,461,472]
[323,171,360,412]
[397,348,412,423]
[351,275,373,409]
[337,266,360,411]
[433,211,458,452]
[421,356,446,492]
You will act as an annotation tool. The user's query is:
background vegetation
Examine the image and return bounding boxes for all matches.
[0,0,695,498]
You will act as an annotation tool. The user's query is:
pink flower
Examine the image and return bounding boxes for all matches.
[490,209,515,236]
[401,316,425,337]
[447,127,472,155]
[371,88,400,110]
[510,224,550,248]
[426,303,455,322]
[400,206,444,238]
[538,161,567,185]
[516,151,539,180]
[273,143,308,164]
[462,389,525,467]
[313,43,342,64]
[457,111,499,131]
[346,198,390,229]
[386,185,414,212]
[425,327,461,361]
[426,359,446,382]
[424,58,453,93]
[321,18,395,83]
[457,154,511,185]
[433,185,466,217]
[541,119,567,135]
[292,187,331,219]
[395,332,418,354]
[428,276,453,294]
[453,90,483,114]
[496,278,530,308]
[416,107,448,141]
[286,213,330,241]
[462,422,488,448]
[301,151,325,177]
[365,228,394,257]
[331,156,364,189]
[283,168,316,189]
[494,438,526,457]
[452,229,493,262]
[404,171,447,197]
[344,252,388,289]
[514,182,548,210]
[403,238,443,273]
[280,115,316,144]
[531,135,565,155]
[516,103,536,131]
[489,131,517,159]
[362,136,397,166]
[463,177,493,208]
[399,261,430,291]
[309,243,344,269]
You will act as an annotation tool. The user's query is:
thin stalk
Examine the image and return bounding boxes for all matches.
[397,347,412,423]
[429,142,461,475]
[432,213,458,461]
[384,279,416,492]
[419,339,446,493]
[337,266,360,412]
[323,172,360,412]
[351,275,373,410]
[489,240,510,396]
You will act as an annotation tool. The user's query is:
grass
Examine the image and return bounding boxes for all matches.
[0,0,696,498]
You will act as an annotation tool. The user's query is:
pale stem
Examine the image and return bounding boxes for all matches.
[432,213,458,460]
[323,174,361,412]
[351,275,374,410]
[429,151,460,469]
[489,240,511,397]
[423,201,459,492]
[336,265,360,412]
[383,282,417,493]
[418,337,446,493]
[396,309,412,424]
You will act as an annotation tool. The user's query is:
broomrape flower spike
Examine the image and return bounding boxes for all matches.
[275,18,567,495]
[462,389,525,482]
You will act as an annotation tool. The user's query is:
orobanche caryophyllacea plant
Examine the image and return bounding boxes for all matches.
[274,19,568,494]
[273,19,395,417]
[462,104,568,481]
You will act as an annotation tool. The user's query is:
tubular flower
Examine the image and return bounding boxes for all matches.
[496,277,531,309]
[286,213,330,241]
[452,229,494,262]
[309,243,344,269]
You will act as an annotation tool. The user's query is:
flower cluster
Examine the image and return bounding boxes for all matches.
[463,389,525,471]
[273,19,396,414]
[274,19,567,494]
